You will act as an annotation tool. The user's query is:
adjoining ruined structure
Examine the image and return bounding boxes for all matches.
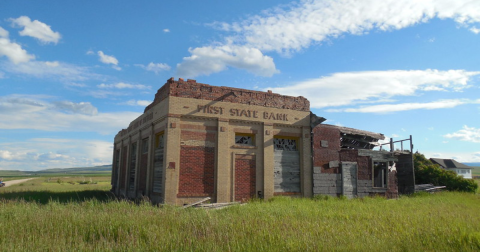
[111,78,415,205]
[312,124,415,199]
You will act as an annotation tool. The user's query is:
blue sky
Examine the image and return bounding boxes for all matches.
[1,0,480,170]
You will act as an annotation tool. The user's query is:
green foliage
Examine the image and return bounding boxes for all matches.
[414,152,478,193]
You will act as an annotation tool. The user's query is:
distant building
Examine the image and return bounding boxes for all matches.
[111,78,415,205]
[430,158,473,179]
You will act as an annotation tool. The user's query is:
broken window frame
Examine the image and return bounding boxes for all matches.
[274,136,298,151]
[235,133,255,147]
[372,161,388,188]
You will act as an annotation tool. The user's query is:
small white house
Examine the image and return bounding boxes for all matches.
[430,158,473,179]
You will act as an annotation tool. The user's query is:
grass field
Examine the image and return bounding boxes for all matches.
[1,177,480,251]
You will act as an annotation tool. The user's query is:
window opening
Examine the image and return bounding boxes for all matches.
[373,161,387,188]
[235,133,255,146]
[274,137,297,151]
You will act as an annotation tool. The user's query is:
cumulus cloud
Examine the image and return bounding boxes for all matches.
[97,51,120,70]
[163,28,170,33]
[136,62,171,74]
[0,26,35,64]
[179,0,480,77]
[266,69,480,109]
[9,16,61,44]
[444,126,480,143]
[97,82,150,90]
[177,45,278,77]
[0,95,140,135]
[0,138,113,170]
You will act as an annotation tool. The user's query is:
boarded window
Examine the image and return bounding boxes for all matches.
[235,133,254,146]
[128,143,137,191]
[153,133,164,194]
[112,149,120,187]
[274,136,300,194]
[142,138,149,154]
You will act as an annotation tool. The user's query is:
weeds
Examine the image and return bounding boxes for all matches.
[1,177,480,251]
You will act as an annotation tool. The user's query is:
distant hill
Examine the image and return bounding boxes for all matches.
[0,165,112,176]
[464,162,480,167]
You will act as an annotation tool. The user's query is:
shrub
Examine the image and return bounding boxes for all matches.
[414,152,478,193]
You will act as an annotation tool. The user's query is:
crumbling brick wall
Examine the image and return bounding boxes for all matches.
[144,78,310,113]
[312,125,341,174]
[235,155,256,202]
[386,170,399,199]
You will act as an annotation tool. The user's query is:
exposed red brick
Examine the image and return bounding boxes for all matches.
[178,146,215,197]
[235,156,256,202]
[312,125,342,173]
[386,170,399,199]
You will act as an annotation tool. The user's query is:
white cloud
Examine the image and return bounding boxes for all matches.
[9,16,61,44]
[97,51,120,69]
[52,101,98,115]
[180,0,480,76]
[444,126,480,143]
[163,28,170,33]
[136,62,171,74]
[44,61,59,67]
[1,60,101,82]
[267,69,480,109]
[125,99,151,106]
[0,138,113,170]
[97,82,150,90]
[177,45,278,77]
[219,0,480,54]
[328,99,474,113]
[0,26,36,64]
[0,95,140,135]
[470,26,480,34]
[0,27,9,38]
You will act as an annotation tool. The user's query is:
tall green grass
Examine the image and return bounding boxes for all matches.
[1,191,480,251]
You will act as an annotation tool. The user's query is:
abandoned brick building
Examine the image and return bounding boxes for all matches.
[111,78,414,205]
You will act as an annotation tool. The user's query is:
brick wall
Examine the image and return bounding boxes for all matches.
[119,146,128,190]
[386,170,399,199]
[145,78,310,113]
[178,146,215,197]
[340,150,372,180]
[357,156,372,180]
[235,155,256,202]
[312,125,341,173]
